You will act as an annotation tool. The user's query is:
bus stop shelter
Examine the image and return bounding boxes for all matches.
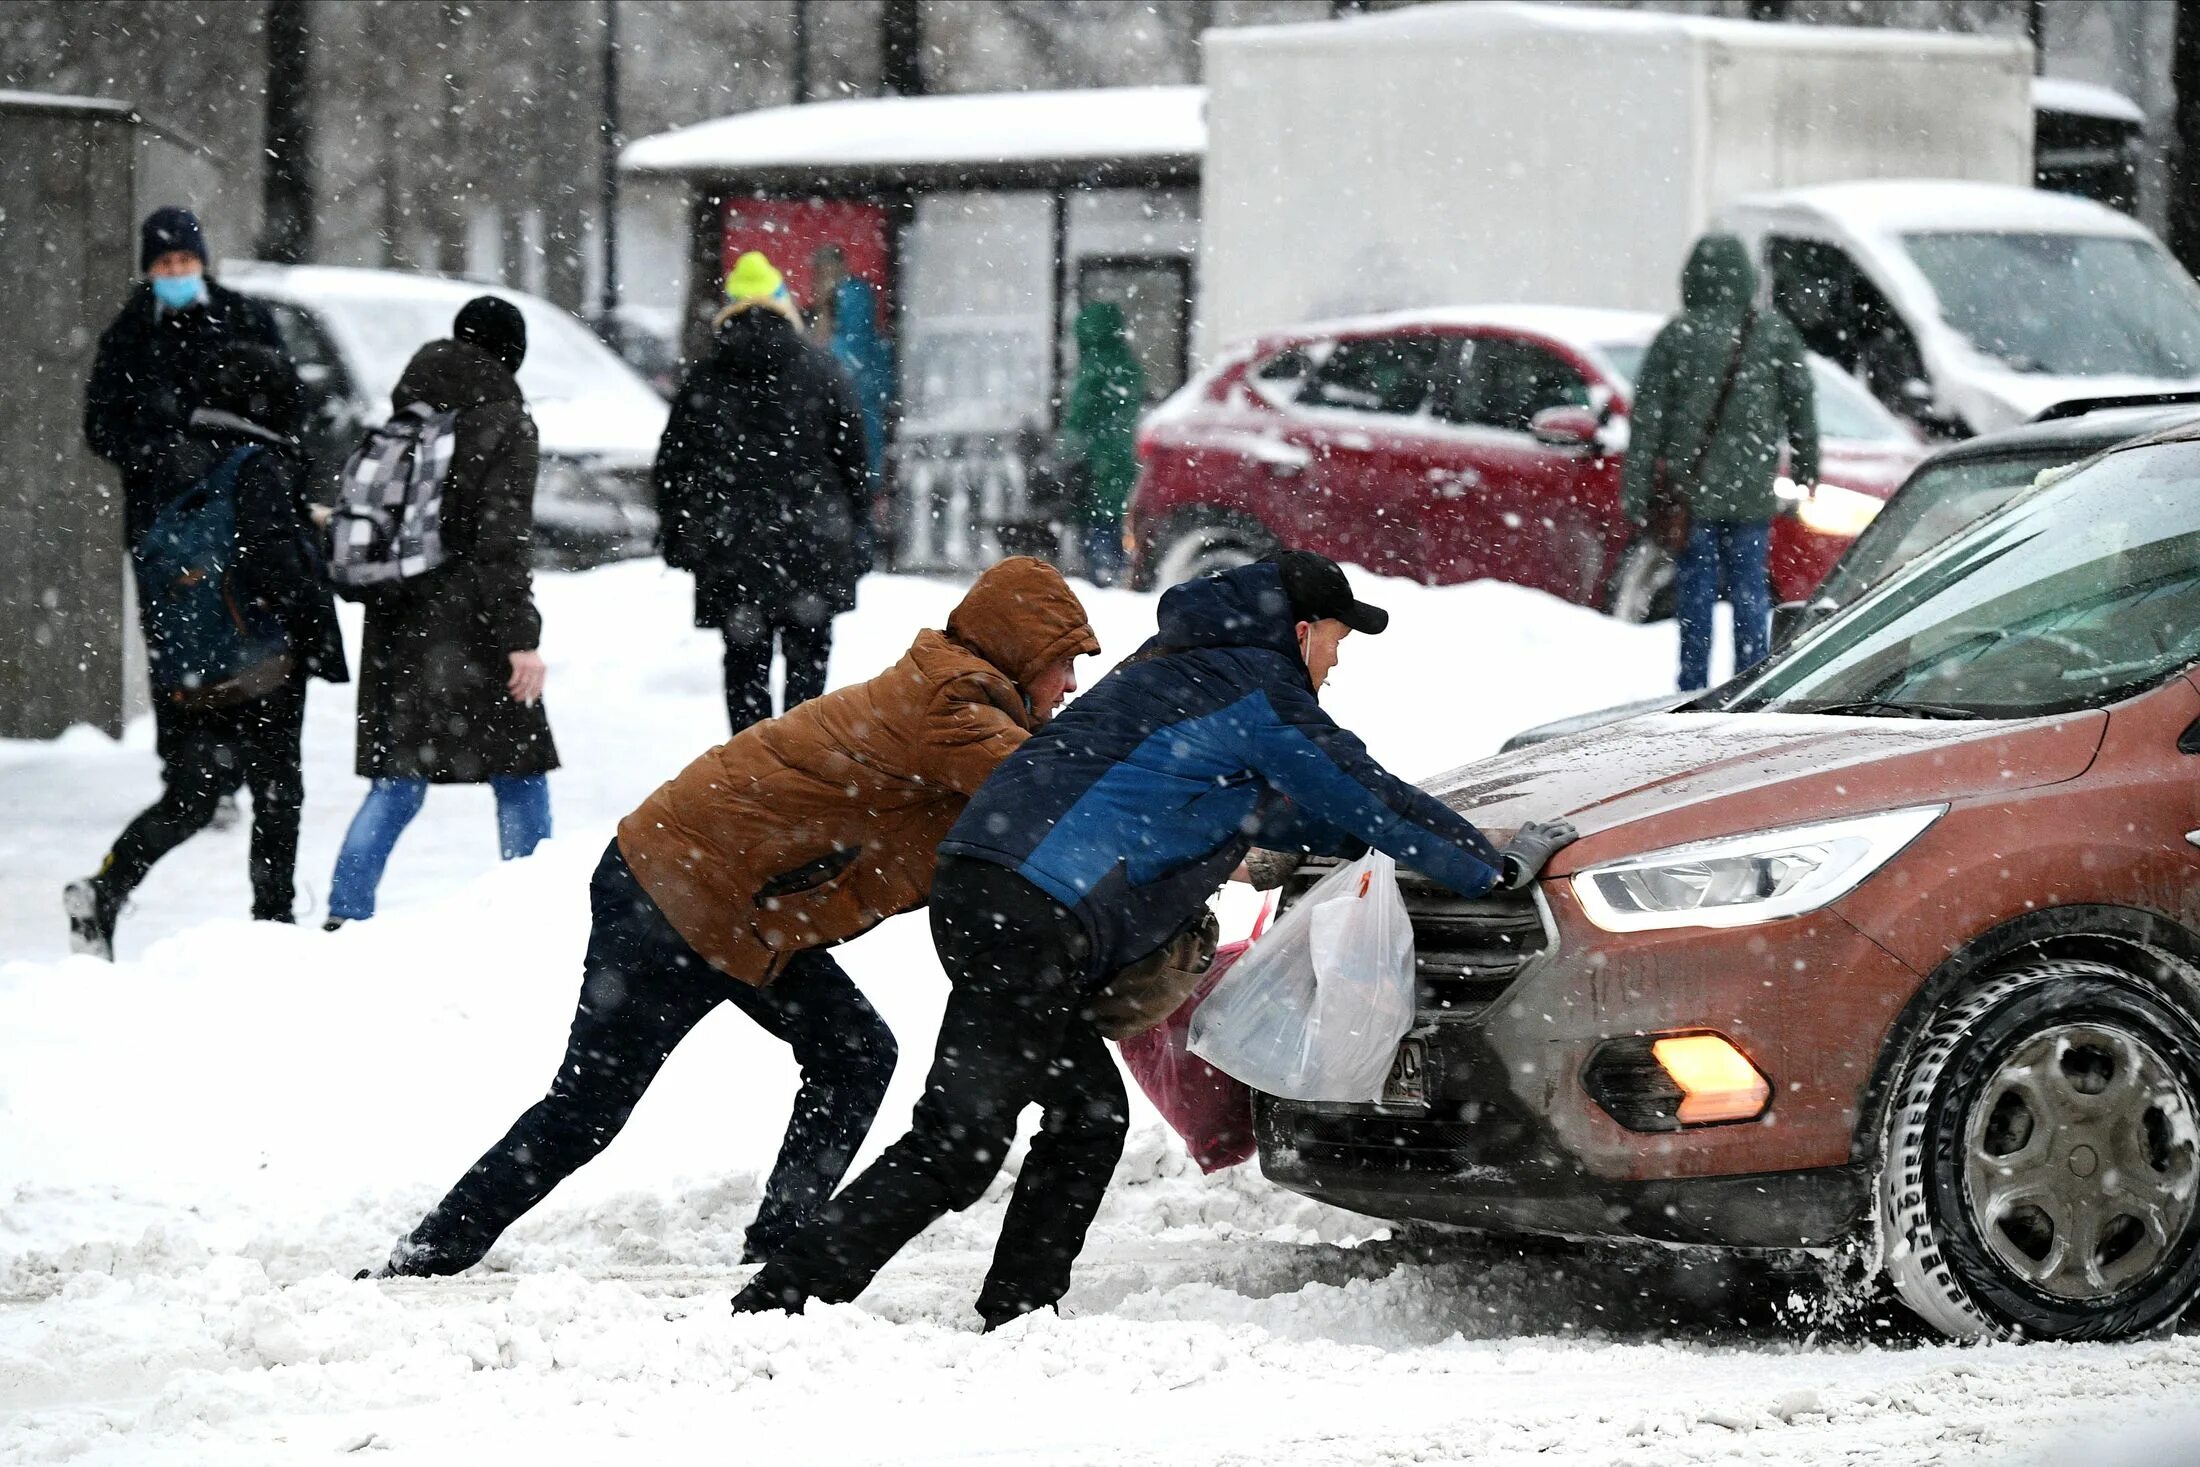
[623,86,1202,572]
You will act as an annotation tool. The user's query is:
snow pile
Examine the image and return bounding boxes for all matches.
[5,564,2192,1464]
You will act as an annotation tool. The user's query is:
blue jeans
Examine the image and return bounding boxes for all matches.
[328,774,551,920]
[1082,524,1126,588]
[1675,519,1772,692]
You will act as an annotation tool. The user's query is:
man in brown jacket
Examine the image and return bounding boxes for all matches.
[369,557,1098,1277]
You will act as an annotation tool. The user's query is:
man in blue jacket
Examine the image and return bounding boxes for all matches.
[735,550,1577,1328]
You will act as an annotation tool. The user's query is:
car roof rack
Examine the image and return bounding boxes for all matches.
[2028,390,2200,423]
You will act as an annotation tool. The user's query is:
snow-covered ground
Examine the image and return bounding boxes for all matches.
[3,563,2195,1465]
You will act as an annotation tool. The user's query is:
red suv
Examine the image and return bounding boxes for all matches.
[1129,307,1922,617]
[1258,424,2200,1341]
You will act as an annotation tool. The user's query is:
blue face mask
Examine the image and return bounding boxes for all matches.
[150,272,206,310]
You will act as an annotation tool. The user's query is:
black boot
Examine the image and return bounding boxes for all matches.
[731,1264,808,1317]
[64,877,120,961]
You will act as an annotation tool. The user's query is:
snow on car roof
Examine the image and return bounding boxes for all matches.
[1250,304,1661,347]
[1727,179,2148,239]
[220,260,524,305]
[2031,75,2146,126]
[622,85,1203,179]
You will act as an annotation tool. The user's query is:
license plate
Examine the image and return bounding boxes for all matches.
[1381,1038,1429,1108]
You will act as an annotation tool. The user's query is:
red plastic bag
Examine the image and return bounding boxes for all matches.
[1119,938,1258,1172]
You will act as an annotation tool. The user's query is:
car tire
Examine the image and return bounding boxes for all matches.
[1149,514,1277,590]
[1606,539,1676,623]
[1878,959,2200,1341]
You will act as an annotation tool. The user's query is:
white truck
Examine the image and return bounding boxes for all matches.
[1200,2,2200,435]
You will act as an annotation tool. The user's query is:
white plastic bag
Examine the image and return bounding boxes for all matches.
[1187,850,1417,1102]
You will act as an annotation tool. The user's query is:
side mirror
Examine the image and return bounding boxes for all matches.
[1530,404,1601,450]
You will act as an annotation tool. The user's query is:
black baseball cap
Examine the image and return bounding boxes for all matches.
[1271,550,1389,635]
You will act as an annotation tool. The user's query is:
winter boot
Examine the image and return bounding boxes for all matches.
[730,1264,808,1317]
[64,877,120,961]
[322,918,348,933]
[208,793,243,832]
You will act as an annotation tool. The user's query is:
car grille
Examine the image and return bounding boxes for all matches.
[1280,859,1549,1022]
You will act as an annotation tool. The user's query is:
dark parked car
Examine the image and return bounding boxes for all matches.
[1261,420,2200,1341]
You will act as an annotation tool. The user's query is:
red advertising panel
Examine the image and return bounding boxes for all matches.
[720,197,891,323]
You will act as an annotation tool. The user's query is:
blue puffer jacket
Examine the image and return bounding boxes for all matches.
[939,562,1504,975]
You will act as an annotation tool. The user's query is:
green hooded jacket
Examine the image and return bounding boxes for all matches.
[1620,234,1820,526]
[1061,301,1147,526]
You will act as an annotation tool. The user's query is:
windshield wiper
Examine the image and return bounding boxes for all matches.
[1800,698,1989,721]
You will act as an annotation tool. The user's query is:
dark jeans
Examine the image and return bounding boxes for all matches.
[1675,518,1772,692]
[722,603,832,735]
[763,855,1125,1327]
[102,676,306,920]
[394,840,896,1273]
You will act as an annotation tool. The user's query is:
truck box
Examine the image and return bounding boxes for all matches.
[1197,2,2032,359]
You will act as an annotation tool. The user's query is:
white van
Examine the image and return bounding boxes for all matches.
[1718,180,2200,436]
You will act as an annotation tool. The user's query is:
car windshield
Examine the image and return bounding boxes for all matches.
[1722,441,2200,719]
[1813,448,2081,607]
[1901,232,2200,378]
[1600,343,1905,444]
[308,292,654,408]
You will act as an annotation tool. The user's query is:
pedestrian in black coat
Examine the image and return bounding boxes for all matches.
[325,298,558,927]
[653,251,872,733]
[66,343,349,959]
[85,207,299,800]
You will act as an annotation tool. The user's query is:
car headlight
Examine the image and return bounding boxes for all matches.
[1793,482,1884,539]
[1571,805,1943,932]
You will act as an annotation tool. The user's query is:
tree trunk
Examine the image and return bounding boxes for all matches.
[2172,0,2200,272]
[881,0,923,97]
[256,0,314,263]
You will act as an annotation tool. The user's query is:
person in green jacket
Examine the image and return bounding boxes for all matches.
[1060,301,1145,586]
[1621,234,1819,691]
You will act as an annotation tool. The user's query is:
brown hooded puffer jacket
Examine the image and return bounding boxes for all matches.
[617,557,1099,984]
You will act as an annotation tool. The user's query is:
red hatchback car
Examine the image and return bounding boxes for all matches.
[1258,424,2200,1341]
[1129,307,1923,617]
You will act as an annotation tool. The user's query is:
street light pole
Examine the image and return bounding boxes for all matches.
[600,0,622,319]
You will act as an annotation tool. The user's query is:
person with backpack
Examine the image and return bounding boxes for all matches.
[655,250,872,734]
[733,551,1577,1328]
[1620,234,1820,692]
[66,344,348,959]
[364,557,1098,1278]
[322,297,557,929]
[84,206,298,829]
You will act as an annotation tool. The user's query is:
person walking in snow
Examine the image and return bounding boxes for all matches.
[85,206,298,829]
[655,250,873,735]
[1620,233,1819,692]
[1058,301,1145,586]
[67,343,349,957]
[733,551,1578,1330]
[322,297,557,929]
[809,245,895,487]
[366,557,1098,1277]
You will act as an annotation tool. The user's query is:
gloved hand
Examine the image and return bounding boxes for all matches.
[1499,819,1579,891]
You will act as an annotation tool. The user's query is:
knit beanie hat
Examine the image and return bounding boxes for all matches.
[140,206,208,272]
[454,296,528,375]
[719,250,802,326]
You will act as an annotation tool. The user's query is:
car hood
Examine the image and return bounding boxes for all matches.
[1957,368,2200,434]
[1426,709,2106,873]
[529,390,668,467]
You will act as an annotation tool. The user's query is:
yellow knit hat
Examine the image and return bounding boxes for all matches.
[718,249,802,328]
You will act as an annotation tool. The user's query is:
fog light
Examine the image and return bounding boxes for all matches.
[1583,1032,1771,1132]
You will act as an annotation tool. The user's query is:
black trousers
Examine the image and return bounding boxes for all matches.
[104,676,306,920]
[396,840,897,1273]
[765,855,1127,1327]
[722,603,832,735]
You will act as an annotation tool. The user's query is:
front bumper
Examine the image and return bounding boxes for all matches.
[1252,868,1916,1250]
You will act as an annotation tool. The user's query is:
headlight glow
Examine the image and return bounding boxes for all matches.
[1571,805,1944,932]
[1794,482,1885,539]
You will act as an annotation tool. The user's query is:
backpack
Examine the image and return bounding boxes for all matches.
[327,402,456,598]
[133,446,295,708]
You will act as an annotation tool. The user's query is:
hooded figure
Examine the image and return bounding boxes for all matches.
[654,251,873,733]
[371,558,1099,1279]
[736,553,1575,1331]
[324,305,558,927]
[1620,234,1819,690]
[1059,301,1146,583]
